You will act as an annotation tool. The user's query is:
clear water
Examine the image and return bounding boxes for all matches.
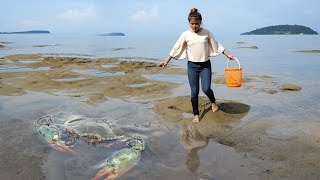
[0,66,50,73]
[0,33,319,179]
[71,69,124,77]
[53,77,86,82]
[143,74,188,84]
[100,64,117,68]
[127,82,152,87]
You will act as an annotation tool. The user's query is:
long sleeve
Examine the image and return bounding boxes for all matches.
[208,31,225,57]
[169,32,187,60]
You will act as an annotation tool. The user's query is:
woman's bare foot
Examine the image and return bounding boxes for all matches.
[192,115,200,123]
[212,103,219,112]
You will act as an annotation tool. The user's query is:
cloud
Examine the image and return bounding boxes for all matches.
[56,5,96,23]
[130,5,159,24]
[21,20,44,27]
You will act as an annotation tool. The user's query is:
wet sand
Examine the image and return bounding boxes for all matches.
[153,96,320,179]
[0,54,318,180]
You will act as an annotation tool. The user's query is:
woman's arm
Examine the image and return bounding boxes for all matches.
[159,56,173,67]
[159,32,187,67]
[222,50,235,60]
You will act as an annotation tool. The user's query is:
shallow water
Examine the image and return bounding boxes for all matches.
[0,66,50,73]
[100,64,116,68]
[143,74,188,84]
[53,77,86,82]
[71,69,125,77]
[0,92,257,179]
[127,82,153,87]
[19,59,42,64]
[0,33,320,179]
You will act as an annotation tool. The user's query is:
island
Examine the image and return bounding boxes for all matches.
[0,30,50,34]
[241,25,318,35]
[97,32,125,36]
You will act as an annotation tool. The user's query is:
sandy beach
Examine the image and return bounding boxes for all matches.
[1,53,320,180]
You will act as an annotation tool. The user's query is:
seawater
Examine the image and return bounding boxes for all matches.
[1,33,319,110]
[1,33,320,179]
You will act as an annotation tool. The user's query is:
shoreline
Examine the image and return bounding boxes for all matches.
[0,53,319,179]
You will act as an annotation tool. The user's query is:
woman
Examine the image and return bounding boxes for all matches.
[159,8,235,122]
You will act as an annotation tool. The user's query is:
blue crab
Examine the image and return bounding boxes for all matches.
[63,116,126,144]
[34,116,75,155]
[35,115,145,179]
[92,138,145,180]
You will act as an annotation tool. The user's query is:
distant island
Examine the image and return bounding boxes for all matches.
[0,30,50,34]
[97,32,125,36]
[241,25,318,35]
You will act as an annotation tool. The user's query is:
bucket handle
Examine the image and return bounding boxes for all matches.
[227,57,241,69]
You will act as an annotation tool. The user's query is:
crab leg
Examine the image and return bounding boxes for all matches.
[36,124,75,155]
[50,143,76,155]
[92,148,141,180]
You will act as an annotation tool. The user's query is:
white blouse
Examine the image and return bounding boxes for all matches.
[169,28,225,62]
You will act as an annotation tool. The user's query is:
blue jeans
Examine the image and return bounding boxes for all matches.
[187,60,216,115]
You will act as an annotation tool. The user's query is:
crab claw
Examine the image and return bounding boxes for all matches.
[50,143,76,155]
[92,166,116,180]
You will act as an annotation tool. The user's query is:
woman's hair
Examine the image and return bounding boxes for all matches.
[188,8,202,21]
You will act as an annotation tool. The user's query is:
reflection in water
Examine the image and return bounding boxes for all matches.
[180,123,209,173]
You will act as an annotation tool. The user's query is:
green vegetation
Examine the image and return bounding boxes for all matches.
[241,25,318,35]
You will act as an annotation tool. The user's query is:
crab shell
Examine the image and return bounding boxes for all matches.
[64,118,123,144]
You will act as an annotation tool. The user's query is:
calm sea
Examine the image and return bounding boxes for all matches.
[1,33,319,105]
[0,33,319,179]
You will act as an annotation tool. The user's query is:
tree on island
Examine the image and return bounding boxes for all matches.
[241,25,318,35]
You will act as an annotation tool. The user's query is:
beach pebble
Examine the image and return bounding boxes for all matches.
[279,84,302,91]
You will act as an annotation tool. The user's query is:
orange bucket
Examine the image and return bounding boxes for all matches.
[224,58,243,87]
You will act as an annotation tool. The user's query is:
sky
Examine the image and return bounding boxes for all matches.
[0,0,319,35]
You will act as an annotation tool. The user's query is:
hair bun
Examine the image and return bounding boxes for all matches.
[190,8,198,13]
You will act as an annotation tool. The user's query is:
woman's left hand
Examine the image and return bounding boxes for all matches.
[227,54,235,60]
[223,50,235,60]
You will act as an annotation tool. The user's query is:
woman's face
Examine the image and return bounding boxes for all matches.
[189,18,201,33]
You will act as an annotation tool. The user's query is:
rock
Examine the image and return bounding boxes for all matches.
[265,89,278,94]
[238,45,258,49]
[279,84,302,91]
[293,50,320,53]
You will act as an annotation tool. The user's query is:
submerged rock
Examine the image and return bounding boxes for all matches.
[238,45,258,49]
[264,89,278,94]
[97,32,125,36]
[292,50,320,53]
[279,84,302,91]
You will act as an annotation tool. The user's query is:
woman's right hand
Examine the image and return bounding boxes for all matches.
[159,60,168,67]
[159,56,172,67]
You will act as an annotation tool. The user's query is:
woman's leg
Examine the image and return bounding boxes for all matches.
[187,61,200,116]
[200,61,216,103]
[200,61,218,112]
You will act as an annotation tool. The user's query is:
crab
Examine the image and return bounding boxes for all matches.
[34,116,75,155]
[63,116,126,144]
[34,115,145,179]
[92,138,145,180]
